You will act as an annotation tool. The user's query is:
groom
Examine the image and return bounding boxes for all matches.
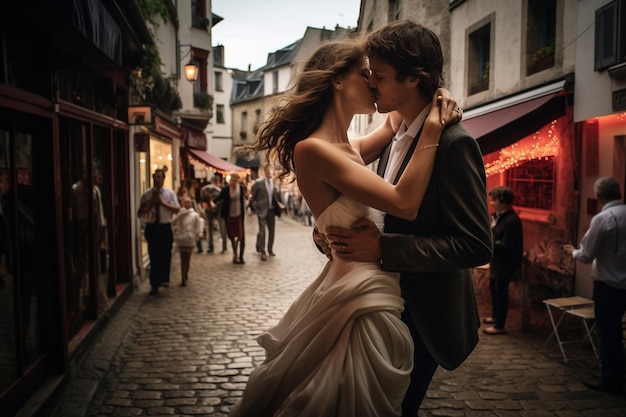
[322,20,493,416]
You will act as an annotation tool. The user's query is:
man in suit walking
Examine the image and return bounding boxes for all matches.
[250,165,284,261]
[322,20,493,416]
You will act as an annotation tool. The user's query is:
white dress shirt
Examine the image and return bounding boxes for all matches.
[572,200,626,289]
[383,104,432,183]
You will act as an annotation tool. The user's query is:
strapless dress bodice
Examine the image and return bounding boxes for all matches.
[315,195,384,234]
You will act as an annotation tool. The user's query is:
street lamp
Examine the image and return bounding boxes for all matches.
[178,43,199,83]
[184,59,199,82]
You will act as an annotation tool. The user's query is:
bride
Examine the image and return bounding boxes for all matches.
[229,39,459,417]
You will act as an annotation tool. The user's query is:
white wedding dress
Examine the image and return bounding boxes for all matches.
[229,195,413,417]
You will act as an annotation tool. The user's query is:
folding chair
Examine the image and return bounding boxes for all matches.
[564,306,599,360]
[543,296,594,363]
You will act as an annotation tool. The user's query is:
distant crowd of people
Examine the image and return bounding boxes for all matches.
[137,165,315,292]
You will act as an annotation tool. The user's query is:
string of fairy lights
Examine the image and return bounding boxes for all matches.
[485,120,560,176]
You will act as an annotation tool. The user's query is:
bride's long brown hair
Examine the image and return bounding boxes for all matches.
[252,39,365,181]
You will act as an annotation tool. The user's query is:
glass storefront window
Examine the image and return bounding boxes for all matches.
[0,119,51,396]
[150,138,173,190]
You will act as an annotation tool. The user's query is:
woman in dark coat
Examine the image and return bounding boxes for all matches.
[211,172,247,264]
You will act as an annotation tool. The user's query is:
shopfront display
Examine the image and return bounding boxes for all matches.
[0,111,55,413]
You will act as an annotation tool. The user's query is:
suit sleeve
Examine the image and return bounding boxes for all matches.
[379,130,493,272]
[250,181,258,201]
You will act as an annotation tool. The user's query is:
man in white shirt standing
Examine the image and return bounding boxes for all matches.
[137,168,180,294]
[564,176,626,395]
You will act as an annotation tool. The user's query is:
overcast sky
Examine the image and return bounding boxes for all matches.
[212,0,361,70]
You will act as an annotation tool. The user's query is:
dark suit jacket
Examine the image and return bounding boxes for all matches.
[378,122,493,370]
[250,178,282,218]
[490,209,523,280]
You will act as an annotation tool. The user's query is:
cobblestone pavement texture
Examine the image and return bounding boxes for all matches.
[53,216,626,417]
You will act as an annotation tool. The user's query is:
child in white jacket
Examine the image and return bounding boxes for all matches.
[172,196,204,286]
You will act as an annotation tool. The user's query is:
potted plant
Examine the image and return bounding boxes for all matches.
[529,44,555,73]
[533,44,555,62]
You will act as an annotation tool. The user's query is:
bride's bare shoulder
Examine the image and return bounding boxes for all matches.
[294,137,334,162]
[295,137,329,150]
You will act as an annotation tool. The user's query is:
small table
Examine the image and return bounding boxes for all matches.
[543,296,594,363]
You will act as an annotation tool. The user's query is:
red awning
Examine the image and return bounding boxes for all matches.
[185,148,245,172]
[462,83,569,155]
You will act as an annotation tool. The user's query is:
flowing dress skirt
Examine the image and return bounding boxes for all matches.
[228,257,413,417]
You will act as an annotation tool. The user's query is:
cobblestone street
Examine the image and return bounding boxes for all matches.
[53,216,626,417]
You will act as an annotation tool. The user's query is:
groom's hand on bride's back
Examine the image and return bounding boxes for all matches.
[326,218,381,262]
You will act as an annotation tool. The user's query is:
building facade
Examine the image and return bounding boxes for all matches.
[210,45,236,161]
[0,1,146,414]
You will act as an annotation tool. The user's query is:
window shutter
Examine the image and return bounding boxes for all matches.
[595,1,619,70]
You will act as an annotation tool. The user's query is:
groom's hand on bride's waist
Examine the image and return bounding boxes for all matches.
[326,218,381,263]
[313,226,332,260]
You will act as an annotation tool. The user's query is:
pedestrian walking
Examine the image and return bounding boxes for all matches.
[172,196,204,287]
[211,172,247,264]
[249,165,284,261]
[137,167,180,294]
[201,175,228,254]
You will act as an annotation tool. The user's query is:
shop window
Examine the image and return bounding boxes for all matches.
[506,156,555,210]
[468,23,491,95]
[0,113,54,416]
[526,0,556,75]
[595,0,626,70]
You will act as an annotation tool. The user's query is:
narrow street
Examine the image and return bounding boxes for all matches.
[53,216,626,417]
